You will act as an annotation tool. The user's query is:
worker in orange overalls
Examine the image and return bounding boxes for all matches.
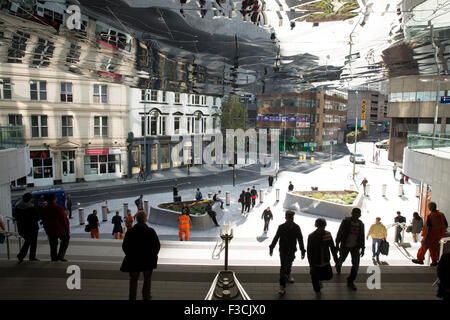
[412,202,448,266]
[178,203,192,241]
[125,209,134,232]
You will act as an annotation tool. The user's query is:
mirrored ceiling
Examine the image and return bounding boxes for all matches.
[0,0,448,95]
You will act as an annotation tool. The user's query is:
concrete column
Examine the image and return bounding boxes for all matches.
[226,192,230,206]
[78,208,84,225]
[123,203,128,219]
[260,189,265,203]
[276,188,280,201]
[102,205,107,222]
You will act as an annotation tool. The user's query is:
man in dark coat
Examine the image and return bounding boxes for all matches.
[121,211,160,300]
[14,193,40,262]
[261,207,273,233]
[41,193,70,262]
[268,175,274,188]
[307,218,339,294]
[112,211,124,240]
[238,190,246,214]
[288,181,294,192]
[335,208,365,290]
[65,194,73,219]
[244,188,252,213]
[205,201,220,227]
[269,210,306,295]
[251,186,258,208]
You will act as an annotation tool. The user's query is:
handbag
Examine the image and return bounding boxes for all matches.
[84,224,91,233]
[406,225,412,233]
[380,240,389,256]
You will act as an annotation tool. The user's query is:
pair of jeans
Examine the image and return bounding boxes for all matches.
[129,270,153,300]
[337,247,360,282]
[241,202,245,213]
[279,251,295,287]
[372,238,383,259]
[395,227,402,243]
[244,203,251,212]
[48,232,70,261]
[263,219,270,232]
[18,230,38,260]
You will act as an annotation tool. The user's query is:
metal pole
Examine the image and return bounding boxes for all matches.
[353,117,357,178]
[144,102,147,174]
[417,98,421,132]
[224,236,229,271]
[432,79,440,150]
[233,165,235,187]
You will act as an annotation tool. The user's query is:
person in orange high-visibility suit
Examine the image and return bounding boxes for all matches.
[125,210,134,232]
[178,204,192,241]
[413,202,448,266]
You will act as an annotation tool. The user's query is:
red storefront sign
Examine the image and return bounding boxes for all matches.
[30,150,50,158]
[85,148,109,155]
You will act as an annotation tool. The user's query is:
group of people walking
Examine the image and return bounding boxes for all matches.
[238,186,258,215]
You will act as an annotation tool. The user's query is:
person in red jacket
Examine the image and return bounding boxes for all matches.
[41,193,70,262]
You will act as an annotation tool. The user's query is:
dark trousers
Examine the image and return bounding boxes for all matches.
[68,208,72,219]
[251,197,256,208]
[48,232,70,261]
[337,247,360,282]
[245,202,251,212]
[395,227,402,243]
[129,270,153,300]
[241,202,245,213]
[372,238,383,259]
[279,251,295,287]
[310,264,333,292]
[208,212,219,226]
[18,230,38,260]
[263,219,270,232]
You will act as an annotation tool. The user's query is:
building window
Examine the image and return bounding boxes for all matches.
[162,91,166,102]
[7,31,30,63]
[60,82,73,102]
[62,116,73,137]
[202,117,207,133]
[84,154,121,175]
[174,117,180,134]
[94,116,108,137]
[96,22,130,51]
[9,114,22,126]
[175,92,180,103]
[31,115,48,138]
[93,84,107,103]
[30,80,47,101]
[201,96,206,105]
[151,90,158,101]
[187,117,193,134]
[31,38,54,67]
[0,78,12,99]
[158,116,167,135]
[31,153,53,179]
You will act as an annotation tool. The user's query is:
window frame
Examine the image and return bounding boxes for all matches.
[60,82,73,102]
[61,115,73,137]
[31,115,48,138]
[0,78,12,100]
[93,84,108,104]
[30,80,47,101]
[94,116,108,137]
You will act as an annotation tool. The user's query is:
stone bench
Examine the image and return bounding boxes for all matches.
[149,201,223,230]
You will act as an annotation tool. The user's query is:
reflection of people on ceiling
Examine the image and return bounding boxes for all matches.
[240,0,263,25]
[180,0,187,17]
[213,0,234,18]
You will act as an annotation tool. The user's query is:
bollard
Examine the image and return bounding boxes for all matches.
[123,203,128,219]
[78,208,85,225]
[260,189,265,203]
[144,200,149,213]
[310,157,314,163]
[208,192,212,199]
[415,185,420,197]
[398,184,403,197]
[276,188,280,201]
[226,192,230,206]
[365,184,370,197]
[102,205,108,222]
[382,184,387,197]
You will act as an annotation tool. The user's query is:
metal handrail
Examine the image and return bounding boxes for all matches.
[1,216,22,260]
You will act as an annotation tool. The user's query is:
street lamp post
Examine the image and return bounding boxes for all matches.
[144,102,147,175]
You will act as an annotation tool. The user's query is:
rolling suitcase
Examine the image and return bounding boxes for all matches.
[380,240,389,256]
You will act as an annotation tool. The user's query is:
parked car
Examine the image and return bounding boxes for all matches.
[350,153,365,164]
[375,139,389,149]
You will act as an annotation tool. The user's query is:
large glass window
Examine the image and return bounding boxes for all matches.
[31,151,52,179]
[30,80,46,101]
[94,116,108,137]
[60,82,73,102]
[31,115,48,137]
[93,84,107,103]
[8,114,22,126]
[62,116,73,137]
[0,78,12,99]
[160,144,170,169]
[84,154,121,175]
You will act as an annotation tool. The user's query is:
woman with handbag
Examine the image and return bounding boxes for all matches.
[411,212,424,243]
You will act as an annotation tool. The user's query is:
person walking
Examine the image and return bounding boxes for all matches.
[261,207,273,233]
[367,217,387,263]
[41,193,70,262]
[393,162,397,179]
[65,194,73,219]
[120,210,160,300]
[112,211,124,240]
[335,208,365,290]
[135,194,144,211]
[87,210,100,239]
[288,181,294,192]
[307,218,339,294]
[411,212,424,243]
[173,184,179,201]
[360,178,368,196]
[205,201,220,227]
[244,188,252,214]
[14,193,40,262]
[213,190,224,209]
[399,175,405,196]
[251,186,258,208]
[195,188,203,201]
[394,211,406,244]
[269,210,306,295]
[178,204,191,241]
[268,175,274,188]
[412,202,448,266]
[125,209,134,231]
[238,190,246,214]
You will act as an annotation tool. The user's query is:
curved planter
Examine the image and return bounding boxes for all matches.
[149,202,223,230]
[283,190,364,220]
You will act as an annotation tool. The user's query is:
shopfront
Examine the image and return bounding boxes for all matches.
[84,147,122,181]
[28,149,54,187]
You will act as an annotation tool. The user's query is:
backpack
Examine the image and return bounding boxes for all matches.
[213,194,217,201]
[134,198,140,206]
